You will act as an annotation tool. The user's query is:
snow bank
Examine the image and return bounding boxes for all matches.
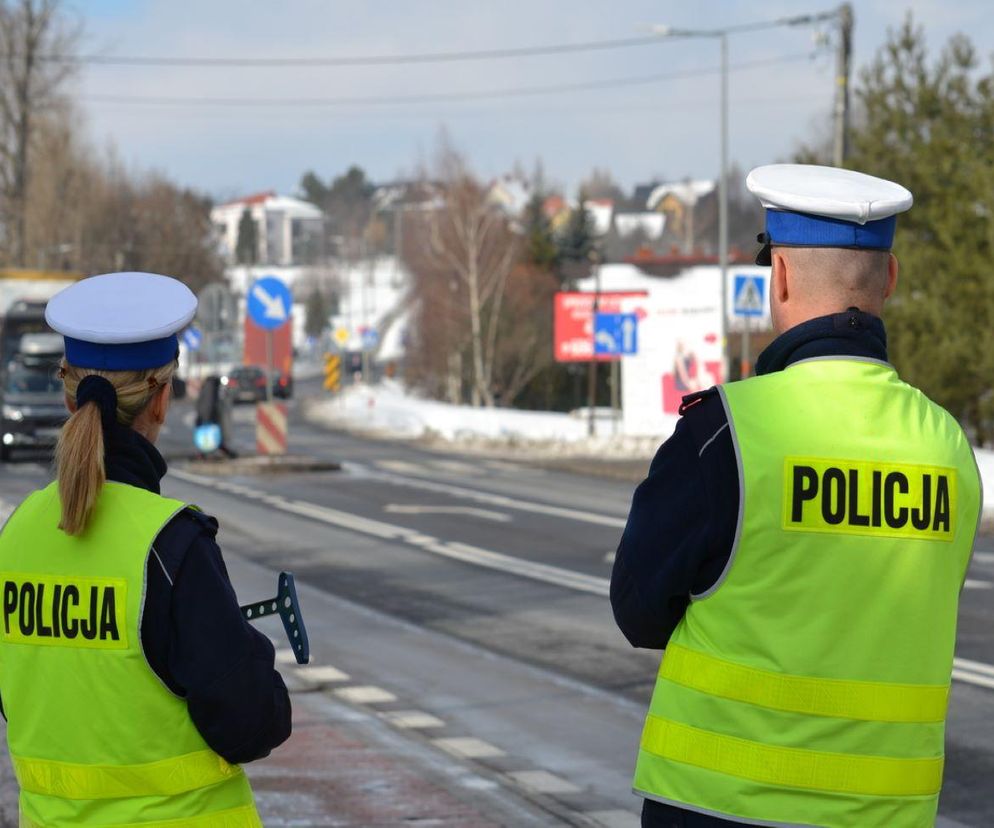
[305,381,663,457]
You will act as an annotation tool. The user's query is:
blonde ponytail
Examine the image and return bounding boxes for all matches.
[55,359,177,536]
[55,402,106,535]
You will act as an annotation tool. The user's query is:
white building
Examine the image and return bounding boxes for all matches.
[211,191,324,267]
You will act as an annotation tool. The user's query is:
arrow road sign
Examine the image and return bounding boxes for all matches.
[594,313,638,356]
[733,274,766,317]
[248,276,293,330]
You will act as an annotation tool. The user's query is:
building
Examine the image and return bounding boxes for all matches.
[211,191,324,267]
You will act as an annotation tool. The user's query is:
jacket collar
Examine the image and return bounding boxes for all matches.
[755,308,888,376]
[104,425,167,494]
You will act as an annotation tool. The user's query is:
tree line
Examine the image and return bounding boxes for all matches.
[0,0,223,291]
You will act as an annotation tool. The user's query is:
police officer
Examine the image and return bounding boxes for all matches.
[612,165,981,827]
[0,273,290,826]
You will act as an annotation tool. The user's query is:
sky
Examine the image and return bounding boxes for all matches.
[67,0,994,202]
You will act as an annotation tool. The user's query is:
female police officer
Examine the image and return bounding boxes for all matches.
[0,272,290,826]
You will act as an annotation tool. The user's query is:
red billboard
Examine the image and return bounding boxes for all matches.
[553,291,647,362]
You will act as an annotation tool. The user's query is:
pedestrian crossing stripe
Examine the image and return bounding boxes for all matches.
[734,275,765,317]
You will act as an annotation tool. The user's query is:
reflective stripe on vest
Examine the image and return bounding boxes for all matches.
[661,643,949,723]
[14,749,241,800]
[641,714,943,797]
[19,804,261,828]
[633,359,981,828]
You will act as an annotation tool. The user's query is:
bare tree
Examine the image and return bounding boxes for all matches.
[419,147,519,407]
[0,0,77,265]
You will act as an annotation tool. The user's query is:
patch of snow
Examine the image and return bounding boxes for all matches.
[305,380,664,458]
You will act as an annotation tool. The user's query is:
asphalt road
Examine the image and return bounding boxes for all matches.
[0,389,992,826]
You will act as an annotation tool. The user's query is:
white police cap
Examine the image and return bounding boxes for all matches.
[46,272,197,370]
[746,164,913,265]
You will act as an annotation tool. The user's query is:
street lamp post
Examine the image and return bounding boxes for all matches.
[649,8,847,379]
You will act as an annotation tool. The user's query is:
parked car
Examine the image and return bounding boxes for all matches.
[222,366,267,404]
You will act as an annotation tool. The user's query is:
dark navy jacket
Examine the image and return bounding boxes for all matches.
[611,310,888,828]
[108,426,292,764]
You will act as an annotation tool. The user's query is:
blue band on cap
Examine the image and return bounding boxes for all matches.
[766,210,897,250]
[63,335,179,371]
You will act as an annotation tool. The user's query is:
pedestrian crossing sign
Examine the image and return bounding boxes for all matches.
[733,274,766,317]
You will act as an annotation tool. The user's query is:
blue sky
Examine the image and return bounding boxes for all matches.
[69,1,994,201]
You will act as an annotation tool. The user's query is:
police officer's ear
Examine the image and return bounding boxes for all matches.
[147,382,171,426]
[884,253,899,300]
[771,249,790,304]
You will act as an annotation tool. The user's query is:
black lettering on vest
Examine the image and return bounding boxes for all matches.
[98,588,119,641]
[791,465,819,522]
[933,475,951,532]
[3,582,16,635]
[848,469,870,526]
[80,586,98,640]
[871,470,883,527]
[884,472,909,528]
[34,582,52,637]
[821,467,846,524]
[62,585,79,639]
[911,474,933,530]
[51,584,62,638]
[18,582,34,636]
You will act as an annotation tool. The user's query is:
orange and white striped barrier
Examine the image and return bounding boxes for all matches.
[256,402,288,455]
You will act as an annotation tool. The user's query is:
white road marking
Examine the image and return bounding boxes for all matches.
[951,668,994,691]
[955,657,994,678]
[384,504,512,523]
[974,552,994,564]
[354,464,627,528]
[334,685,397,705]
[382,710,446,729]
[274,648,300,666]
[603,550,616,564]
[964,579,992,589]
[506,770,580,794]
[433,737,505,759]
[296,665,350,684]
[169,468,994,688]
[585,810,639,828]
[0,499,12,529]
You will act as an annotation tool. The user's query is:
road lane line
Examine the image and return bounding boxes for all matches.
[433,737,505,759]
[384,504,513,523]
[334,685,398,704]
[951,668,994,691]
[954,657,994,678]
[352,464,627,528]
[964,579,991,589]
[506,770,580,794]
[169,467,994,689]
[973,552,994,564]
[383,711,446,730]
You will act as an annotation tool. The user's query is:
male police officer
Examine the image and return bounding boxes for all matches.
[612,164,981,828]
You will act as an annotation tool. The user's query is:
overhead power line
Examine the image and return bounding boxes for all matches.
[28,12,838,68]
[82,52,821,108]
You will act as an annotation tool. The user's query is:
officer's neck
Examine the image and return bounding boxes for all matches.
[104,425,168,494]
[755,308,888,376]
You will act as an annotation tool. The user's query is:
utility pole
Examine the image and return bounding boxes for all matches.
[833,3,854,167]
[587,250,601,438]
[718,31,729,381]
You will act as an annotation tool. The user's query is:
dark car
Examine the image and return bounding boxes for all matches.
[1,333,66,461]
[223,366,268,404]
[270,371,293,400]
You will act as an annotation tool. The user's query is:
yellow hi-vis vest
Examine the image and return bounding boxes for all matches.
[0,481,262,828]
[633,358,981,828]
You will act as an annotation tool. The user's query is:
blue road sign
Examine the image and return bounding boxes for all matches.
[594,313,638,356]
[733,274,766,317]
[193,423,221,454]
[248,276,292,330]
[361,327,379,350]
[182,326,203,351]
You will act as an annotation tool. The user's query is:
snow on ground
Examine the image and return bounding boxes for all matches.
[305,380,662,458]
[309,381,994,514]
